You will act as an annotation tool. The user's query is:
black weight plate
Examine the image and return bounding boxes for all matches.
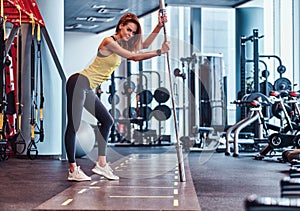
[123,81,136,94]
[152,105,171,121]
[109,108,121,119]
[274,77,291,91]
[259,82,273,96]
[139,90,153,105]
[154,87,170,103]
[108,94,120,104]
[123,107,137,118]
[138,106,152,120]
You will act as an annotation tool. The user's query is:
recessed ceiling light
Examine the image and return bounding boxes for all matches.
[65,24,99,30]
[92,5,129,14]
[76,16,115,22]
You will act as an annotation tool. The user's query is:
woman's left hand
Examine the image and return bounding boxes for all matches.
[158,12,168,27]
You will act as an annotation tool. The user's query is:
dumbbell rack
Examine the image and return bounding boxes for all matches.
[112,61,172,146]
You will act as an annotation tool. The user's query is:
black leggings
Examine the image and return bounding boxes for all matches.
[64,73,113,163]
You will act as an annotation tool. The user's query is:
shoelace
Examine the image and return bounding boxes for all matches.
[76,167,85,176]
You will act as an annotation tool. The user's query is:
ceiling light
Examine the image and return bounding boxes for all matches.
[87,17,115,22]
[76,16,115,22]
[92,5,129,14]
[65,24,99,30]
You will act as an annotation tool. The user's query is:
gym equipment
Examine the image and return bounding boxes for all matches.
[289,167,300,178]
[174,65,187,137]
[245,194,300,211]
[153,87,170,103]
[173,67,186,79]
[122,80,136,95]
[180,53,225,152]
[109,108,120,119]
[274,77,292,91]
[281,176,300,198]
[240,29,264,119]
[225,95,270,157]
[75,120,95,158]
[0,17,9,160]
[159,0,185,182]
[108,94,120,105]
[281,149,295,162]
[151,104,171,121]
[123,107,137,119]
[28,23,45,159]
[138,105,152,121]
[139,89,153,105]
[289,91,300,123]
[10,37,26,155]
[256,90,300,159]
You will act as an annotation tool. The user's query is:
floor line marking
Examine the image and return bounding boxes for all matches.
[173,199,179,206]
[109,195,174,199]
[106,185,174,189]
[89,186,100,189]
[78,189,87,194]
[61,199,73,206]
[174,189,178,195]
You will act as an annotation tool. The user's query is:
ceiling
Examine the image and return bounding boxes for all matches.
[64,0,252,34]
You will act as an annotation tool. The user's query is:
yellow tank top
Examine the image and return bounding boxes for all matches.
[79,52,121,89]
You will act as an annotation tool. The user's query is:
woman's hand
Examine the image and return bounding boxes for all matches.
[158,12,168,27]
[161,41,170,54]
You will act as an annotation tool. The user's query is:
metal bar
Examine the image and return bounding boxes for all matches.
[40,26,66,159]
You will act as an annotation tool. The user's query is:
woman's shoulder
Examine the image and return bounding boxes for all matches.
[100,36,117,46]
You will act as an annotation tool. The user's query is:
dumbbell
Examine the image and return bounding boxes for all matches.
[245,194,300,211]
[289,166,300,178]
[280,176,300,198]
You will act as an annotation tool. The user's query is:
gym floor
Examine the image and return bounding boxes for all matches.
[0,146,289,211]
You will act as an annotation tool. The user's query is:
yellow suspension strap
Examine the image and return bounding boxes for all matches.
[16,4,22,132]
[37,24,44,142]
[27,14,38,159]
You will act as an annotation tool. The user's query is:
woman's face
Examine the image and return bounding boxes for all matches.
[119,22,138,41]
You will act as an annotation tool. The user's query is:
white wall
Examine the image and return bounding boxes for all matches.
[36,0,64,155]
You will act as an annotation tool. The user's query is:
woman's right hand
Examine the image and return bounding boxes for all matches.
[161,41,170,54]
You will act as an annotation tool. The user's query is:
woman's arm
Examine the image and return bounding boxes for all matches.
[103,36,170,62]
[142,13,167,49]
[142,24,163,49]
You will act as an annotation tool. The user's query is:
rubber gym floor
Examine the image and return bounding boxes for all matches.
[0,145,289,211]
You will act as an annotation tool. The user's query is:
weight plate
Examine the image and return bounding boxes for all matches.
[259,82,273,96]
[274,77,291,91]
[139,90,153,105]
[138,106,152,120]
[123,107,137,118]
[123,81,136,94]
[109,108,121,119]
[151,105,171,121]
[154,87,170,103]
[108,94,120,105]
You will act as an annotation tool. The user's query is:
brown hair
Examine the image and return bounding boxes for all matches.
[115,13,142,52]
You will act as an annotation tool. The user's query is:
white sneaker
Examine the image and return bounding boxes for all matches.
[68,166,91,181]
[92,162,119,180]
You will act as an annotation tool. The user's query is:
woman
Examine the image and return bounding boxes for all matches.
[65,12,170,181]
